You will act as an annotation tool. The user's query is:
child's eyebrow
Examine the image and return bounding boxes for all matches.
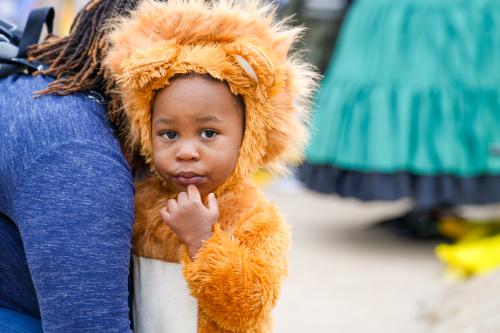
[195,116,222,123]
[154,117,175,126]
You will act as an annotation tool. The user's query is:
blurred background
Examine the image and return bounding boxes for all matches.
[3,0,500,332]
[0,0,86,34]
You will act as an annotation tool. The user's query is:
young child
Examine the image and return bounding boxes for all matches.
[104,0,316,331]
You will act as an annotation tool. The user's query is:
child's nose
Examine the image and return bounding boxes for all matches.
[176,141,200,161]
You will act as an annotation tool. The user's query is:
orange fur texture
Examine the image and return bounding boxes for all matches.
[104,0,317,331]
[134,177,289,332]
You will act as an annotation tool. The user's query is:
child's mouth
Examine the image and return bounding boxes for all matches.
[174,172,205,186]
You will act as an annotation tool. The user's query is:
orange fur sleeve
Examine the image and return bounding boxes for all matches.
[179,200,290,332]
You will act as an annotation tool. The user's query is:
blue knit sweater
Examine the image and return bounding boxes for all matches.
[0,74,134,332]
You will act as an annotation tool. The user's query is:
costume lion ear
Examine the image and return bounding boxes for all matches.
[234,55,258,82]
[117,40,179,90]
[225,42,275,98]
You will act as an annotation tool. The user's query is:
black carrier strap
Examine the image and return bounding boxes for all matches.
[17,7,54,58]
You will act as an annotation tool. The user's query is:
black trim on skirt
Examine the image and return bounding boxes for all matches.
[298,162,500,208]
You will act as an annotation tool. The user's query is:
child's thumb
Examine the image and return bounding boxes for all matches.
[207,193,219,216]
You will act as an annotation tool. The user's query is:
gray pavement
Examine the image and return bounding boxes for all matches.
[263,178,447,333]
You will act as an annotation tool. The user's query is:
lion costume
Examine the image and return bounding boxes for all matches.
[104,0,316,331]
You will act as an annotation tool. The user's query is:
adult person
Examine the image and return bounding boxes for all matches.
[0,0,141,332]
[299,0,500,236]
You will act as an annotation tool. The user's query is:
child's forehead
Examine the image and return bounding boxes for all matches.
[152,75,245,123]
[168,73,240,101]
[155,74,245,114]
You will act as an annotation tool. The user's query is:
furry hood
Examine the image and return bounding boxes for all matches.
[104,0,317,190]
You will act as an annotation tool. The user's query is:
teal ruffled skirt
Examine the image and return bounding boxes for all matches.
[301,0,500,206]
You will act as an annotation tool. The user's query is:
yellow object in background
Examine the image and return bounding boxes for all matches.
[438,217,499,241]
[436,235,500,278]
[251,169,274,186]
[59,0,76,35]
[438,217,477,240]
[436,218,500,278]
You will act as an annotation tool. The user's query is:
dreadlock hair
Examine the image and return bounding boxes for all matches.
[28,0,142,168]
[29,0,140,96]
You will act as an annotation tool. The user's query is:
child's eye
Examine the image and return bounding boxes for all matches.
[200,129,217,139]
[161,131,178,140]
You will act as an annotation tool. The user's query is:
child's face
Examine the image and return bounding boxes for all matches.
[151,76,244,196]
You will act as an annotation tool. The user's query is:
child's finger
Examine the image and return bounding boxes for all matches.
[167,198,178,213]
[160,207,171,225]
[177,191,188,205]
[187,184,201,203]
[207,193,219,216]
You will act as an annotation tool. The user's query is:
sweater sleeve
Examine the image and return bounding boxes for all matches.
[180,202,290,331]
[10,142,134,333]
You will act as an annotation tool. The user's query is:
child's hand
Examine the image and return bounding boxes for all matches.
[160,185,219,259]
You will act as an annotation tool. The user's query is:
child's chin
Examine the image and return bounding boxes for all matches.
[175,184,211,196]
